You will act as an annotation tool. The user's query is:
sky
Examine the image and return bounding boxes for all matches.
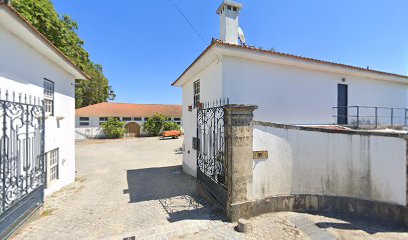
[53,0,408,105]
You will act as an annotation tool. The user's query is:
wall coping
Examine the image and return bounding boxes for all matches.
[253,121,408,139]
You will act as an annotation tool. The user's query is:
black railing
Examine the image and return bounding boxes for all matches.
[333,106,408,128]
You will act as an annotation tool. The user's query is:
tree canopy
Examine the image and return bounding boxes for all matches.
[12,0,110,108]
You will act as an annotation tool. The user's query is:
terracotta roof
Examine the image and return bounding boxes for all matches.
[0,2,88,79]
[75,102,182,118]
[172,39,408,86]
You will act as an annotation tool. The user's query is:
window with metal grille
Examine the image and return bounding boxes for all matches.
[46,149,59,186]
[44,79,54,115]
[194,80,200,108]
[79,117,89,126]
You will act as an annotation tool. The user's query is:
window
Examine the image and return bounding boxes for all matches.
[46,149,59,186]
[193,80,200,108]
[134,117,142,121]
[122,117,132,121]
[99,117,108,125]
[79,117,89,126]
[144,117,149,121]
[174,118,181,121]
[176,122,181,125]
[43,79,54,115]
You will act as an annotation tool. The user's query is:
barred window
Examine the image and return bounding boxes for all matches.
[43,79,54,115]
[194,80,200,108]
[46,149,59,186]
[79,117,89,126]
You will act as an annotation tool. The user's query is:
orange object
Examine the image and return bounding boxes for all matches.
[162,130,181,139]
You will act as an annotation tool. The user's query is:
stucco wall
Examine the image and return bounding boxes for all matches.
[251,123,407,206]
[181,60,223,177]
[222,56,408,125]
[0,23,76,196]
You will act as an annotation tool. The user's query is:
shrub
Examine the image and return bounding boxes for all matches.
[142,113,166,136]
[163,122,181,131]
[101,117,126,138]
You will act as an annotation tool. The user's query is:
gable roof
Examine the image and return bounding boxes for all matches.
[172,39,408,86]
[0,2,88,79]
[75,102,182,118]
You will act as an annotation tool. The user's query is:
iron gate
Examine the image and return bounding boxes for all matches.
[196,99,228,208]
[0,92,45,239]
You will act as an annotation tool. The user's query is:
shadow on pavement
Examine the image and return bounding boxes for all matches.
[124,165,226,223]
[312,211,408,234]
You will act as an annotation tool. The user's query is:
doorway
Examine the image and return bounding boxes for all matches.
[125,122,141,137]
[337,84,348,125]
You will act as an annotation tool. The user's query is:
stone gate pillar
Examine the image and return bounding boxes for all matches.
[224,104,258,221]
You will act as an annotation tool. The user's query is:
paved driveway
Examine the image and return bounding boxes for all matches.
[13,137,223,240]
[12,137,408,240]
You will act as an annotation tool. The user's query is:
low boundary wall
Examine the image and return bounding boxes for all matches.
[220,105,408,226]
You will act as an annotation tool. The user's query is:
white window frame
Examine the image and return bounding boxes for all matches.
[193,80,200,108]
[43,79,54,115]
[46,148,59,186]
[99,117,108,125]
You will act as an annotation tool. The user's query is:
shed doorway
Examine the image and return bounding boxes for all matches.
[125,122,141,137]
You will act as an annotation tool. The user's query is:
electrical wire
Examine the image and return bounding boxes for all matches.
[166,0,222,62]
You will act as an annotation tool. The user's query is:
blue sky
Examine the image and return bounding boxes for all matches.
[53,0,408,104]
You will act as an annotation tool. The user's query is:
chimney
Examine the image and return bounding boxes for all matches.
[216,0,242,45]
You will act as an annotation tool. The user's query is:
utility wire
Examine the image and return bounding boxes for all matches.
[166,0,222,62]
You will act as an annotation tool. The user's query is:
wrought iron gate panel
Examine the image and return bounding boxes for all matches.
[0,94,45,238]
[196,99,228,207]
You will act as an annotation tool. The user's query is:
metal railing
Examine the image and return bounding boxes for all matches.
[333,106,408,128]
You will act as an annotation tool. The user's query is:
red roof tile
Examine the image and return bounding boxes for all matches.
[75,102,182,118]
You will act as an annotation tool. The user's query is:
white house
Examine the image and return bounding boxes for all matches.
[0,1,88,197]
[75,102,182,139]
[172,0,408,177]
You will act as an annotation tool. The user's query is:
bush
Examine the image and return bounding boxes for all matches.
[101,117,126,138]
[163,122,181,131]
[142,113,166,136]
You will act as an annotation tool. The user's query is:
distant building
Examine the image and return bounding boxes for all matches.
[75,102,182,139]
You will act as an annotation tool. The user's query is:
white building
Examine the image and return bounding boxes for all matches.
[0,2,88,196]
[172,0,408,177]
[75,102,182,139]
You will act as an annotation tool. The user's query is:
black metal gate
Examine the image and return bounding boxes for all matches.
[196,99,228,208]
[0,92,45,239]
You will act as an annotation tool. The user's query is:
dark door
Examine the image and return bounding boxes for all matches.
[337,84,348,124]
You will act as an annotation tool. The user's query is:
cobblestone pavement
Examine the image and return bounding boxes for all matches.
[13,137,224,240]
[10,137,408,240]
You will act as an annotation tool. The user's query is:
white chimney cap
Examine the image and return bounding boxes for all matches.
[216,0,243,14]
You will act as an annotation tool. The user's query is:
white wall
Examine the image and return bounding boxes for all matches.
[222,56,408,125]
[251,123,407,206]
[0,23,76,196]
[181,60,223,177]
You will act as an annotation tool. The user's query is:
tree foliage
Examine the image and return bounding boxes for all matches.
[101,117,125,139]
[163,122,181,131]
[142,113,167,136]
[12,0,110,108]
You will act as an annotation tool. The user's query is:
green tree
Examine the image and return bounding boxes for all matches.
[12,0,110,108]
[101,117,125,139]
[163,122,181,131]
[143,113,166,136]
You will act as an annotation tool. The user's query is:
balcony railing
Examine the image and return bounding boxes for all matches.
[333,106,408,128]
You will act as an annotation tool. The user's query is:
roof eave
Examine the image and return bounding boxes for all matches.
[0,4,89,80]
